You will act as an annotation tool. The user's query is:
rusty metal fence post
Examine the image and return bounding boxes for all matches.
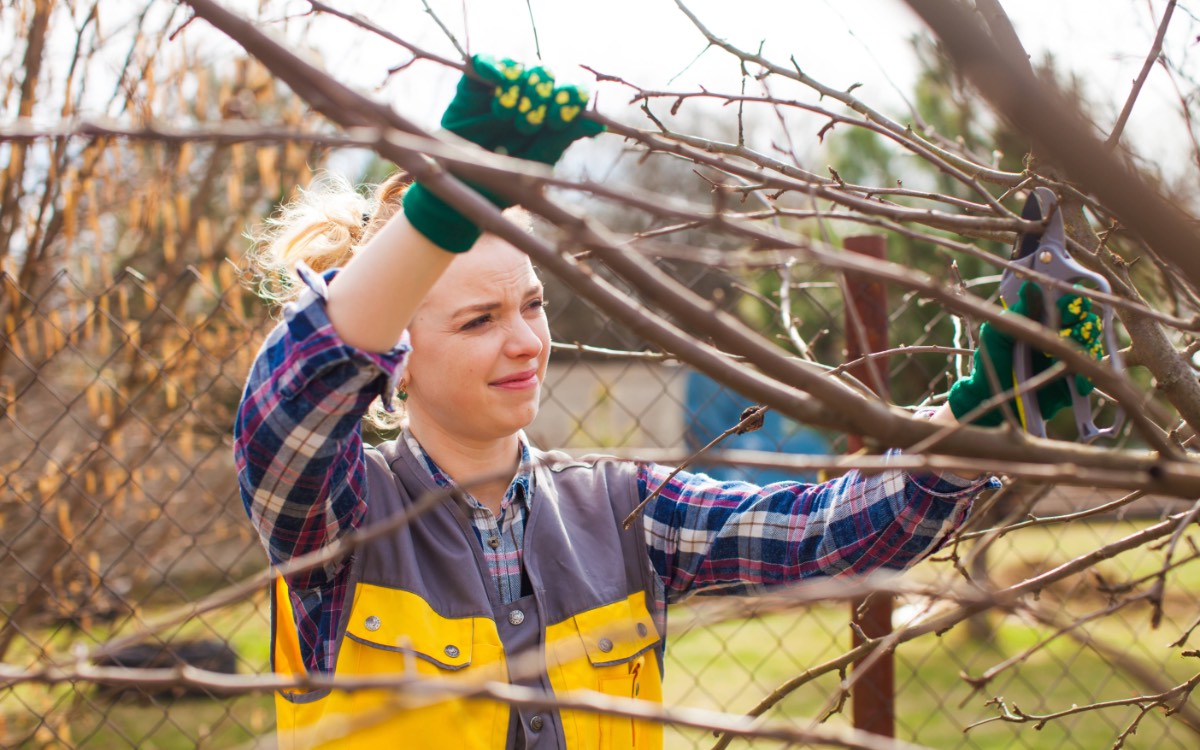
[843,234,894,738]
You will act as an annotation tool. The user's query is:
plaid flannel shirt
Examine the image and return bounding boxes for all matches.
[234,264,996,673]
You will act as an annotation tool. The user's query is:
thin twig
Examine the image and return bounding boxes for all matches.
[960,592,1155,694]
[709,512,1200,749]
[1146,495,1200,627]
[522,0,542,60]
[778,258,815,359]
[621,406,768,529]
[957,488,1150,540]
[549,341,675,361]
[0,659,938,750]
[579,447,1198,496]
[305,0,466,71]
[420,0,468,60]
[1107,0,1177,147]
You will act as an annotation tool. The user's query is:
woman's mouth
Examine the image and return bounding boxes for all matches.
[489,370,539,390]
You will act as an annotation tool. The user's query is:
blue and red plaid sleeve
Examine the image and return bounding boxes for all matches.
[639,458,996,601]
[233,264,409,590]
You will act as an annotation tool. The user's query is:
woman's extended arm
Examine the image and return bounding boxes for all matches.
[236,194,470,588]
[232,217,454,585]
[641,284,1111,597]
[640,454,996,601]
[233,217,453,581]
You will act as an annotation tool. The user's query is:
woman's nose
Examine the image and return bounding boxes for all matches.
[504,317,544,359]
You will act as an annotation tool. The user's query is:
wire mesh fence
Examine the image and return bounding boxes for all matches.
[1,256,1196,749]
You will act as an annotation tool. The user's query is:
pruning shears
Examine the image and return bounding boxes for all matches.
[997,187,1125,442]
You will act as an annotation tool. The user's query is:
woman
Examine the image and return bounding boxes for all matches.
[236,56,1098,750]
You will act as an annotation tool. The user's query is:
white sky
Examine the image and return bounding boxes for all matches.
[283,0,1196,176]
[18,1,1198,182]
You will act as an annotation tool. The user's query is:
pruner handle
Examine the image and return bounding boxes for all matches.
[1069,294,1125,443]
[1008,269,1125,443]
[1000,186,1124,442]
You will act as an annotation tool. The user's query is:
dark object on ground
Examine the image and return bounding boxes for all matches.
[93,639,238,701]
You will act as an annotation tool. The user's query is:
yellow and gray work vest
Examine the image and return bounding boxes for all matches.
[272,439,665,749]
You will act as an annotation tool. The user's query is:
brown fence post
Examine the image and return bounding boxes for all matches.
[843,234,894,738]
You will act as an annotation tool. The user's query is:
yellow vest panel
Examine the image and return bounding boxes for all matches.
[274,580,663,749]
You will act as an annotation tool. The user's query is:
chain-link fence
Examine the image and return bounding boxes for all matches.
[1,251,1196,749]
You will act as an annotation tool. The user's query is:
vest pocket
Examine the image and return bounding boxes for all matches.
[276,584,508,749]
[546,593,663,749]
[341,586,508,748]
[572,597,659,667]
[344,599,475,671]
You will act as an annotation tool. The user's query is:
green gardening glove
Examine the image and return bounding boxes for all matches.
[947,282,1106,427]
[403,55,606,252]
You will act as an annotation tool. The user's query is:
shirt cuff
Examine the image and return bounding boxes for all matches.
[905,464,1002,497]
[904,408,1002,497]
[277,263,411,411]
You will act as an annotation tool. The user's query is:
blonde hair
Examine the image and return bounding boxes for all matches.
[247,170,411,307]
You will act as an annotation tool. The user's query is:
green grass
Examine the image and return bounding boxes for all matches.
[661,520,1200,749]
[3,521,1198,749]
[661,606,1198,749]
[1,591,274,750]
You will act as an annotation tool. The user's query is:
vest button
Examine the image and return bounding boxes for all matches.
[636,622,648,637]
[598,638,614,653]
[364,615,381,632]
[444,644,460,658]
[530,715,544,732]
[487,536,500,549]
[508,609,525,626]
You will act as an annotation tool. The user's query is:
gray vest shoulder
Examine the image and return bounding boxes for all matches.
[529,447,642,519]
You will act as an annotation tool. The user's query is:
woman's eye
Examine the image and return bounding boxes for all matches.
[527,298,547,312]
[461,315,491,330]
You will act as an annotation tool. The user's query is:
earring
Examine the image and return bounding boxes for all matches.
[397,381,409,402]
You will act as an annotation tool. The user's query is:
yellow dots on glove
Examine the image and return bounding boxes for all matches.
[497,85,520,109]
[460,53,604,153]
[1080,320,1096,342]
[500,61,524,81]
[1059,300,1105,366]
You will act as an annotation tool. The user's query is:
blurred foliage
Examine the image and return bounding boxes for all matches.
[0,2,326,667]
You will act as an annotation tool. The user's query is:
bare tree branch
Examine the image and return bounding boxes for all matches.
[1107,0,1178,148]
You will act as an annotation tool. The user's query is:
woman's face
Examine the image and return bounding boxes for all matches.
[404,236,550,443]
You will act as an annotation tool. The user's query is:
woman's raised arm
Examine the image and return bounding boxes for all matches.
[324,214,454,353]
